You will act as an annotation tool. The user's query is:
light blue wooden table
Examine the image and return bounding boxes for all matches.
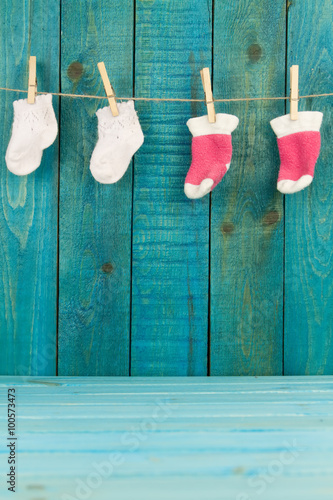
[1,376,333,499]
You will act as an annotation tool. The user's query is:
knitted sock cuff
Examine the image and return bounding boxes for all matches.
[187,113,239,137]
[96,100,141,137]
[270,111,323,138]
[13,94,53,116]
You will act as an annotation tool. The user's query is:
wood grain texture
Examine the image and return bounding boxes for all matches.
[131,0,211,376]
[0,1,332,377]
[284,0,333,374]
[58,0,134,375]
[210,1,285,375]
[1,376,333,499]
[0,0,59,375]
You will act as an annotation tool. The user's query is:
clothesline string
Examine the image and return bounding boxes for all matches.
[0,86,332,103]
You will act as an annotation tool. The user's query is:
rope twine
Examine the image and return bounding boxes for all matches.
[0,86,332,103]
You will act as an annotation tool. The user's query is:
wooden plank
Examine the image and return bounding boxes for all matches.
[58,1,134,375]
[2,375,332,385]
[0,0,59,375]
[0,376,333,500]
[131,0,211,375]
[284,0,333,374]
[2,477,333,500]
[210,1,285,375]
[2,374,333,394]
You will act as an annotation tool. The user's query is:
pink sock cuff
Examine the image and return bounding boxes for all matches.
[270,111,323,138]
[187,113,239,137]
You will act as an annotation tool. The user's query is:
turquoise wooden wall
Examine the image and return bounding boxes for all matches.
[0,0,332,376]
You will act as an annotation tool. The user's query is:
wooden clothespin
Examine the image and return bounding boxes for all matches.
[200,67,216,123]
[97,62,119,117]
[290,65,299,121]
[27,56,37,104]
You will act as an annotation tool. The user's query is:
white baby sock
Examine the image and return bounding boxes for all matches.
[90,100,144,184]
[5,94,58,176]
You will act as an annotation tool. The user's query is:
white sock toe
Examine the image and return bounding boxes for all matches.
[5,145,43,176]
[277,175,313,194]
[184,178,214,199]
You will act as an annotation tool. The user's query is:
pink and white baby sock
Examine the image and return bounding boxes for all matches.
[184,113,239,199]
[90,100,144,184]
[5,94,58,175]
[270,111,323,194]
